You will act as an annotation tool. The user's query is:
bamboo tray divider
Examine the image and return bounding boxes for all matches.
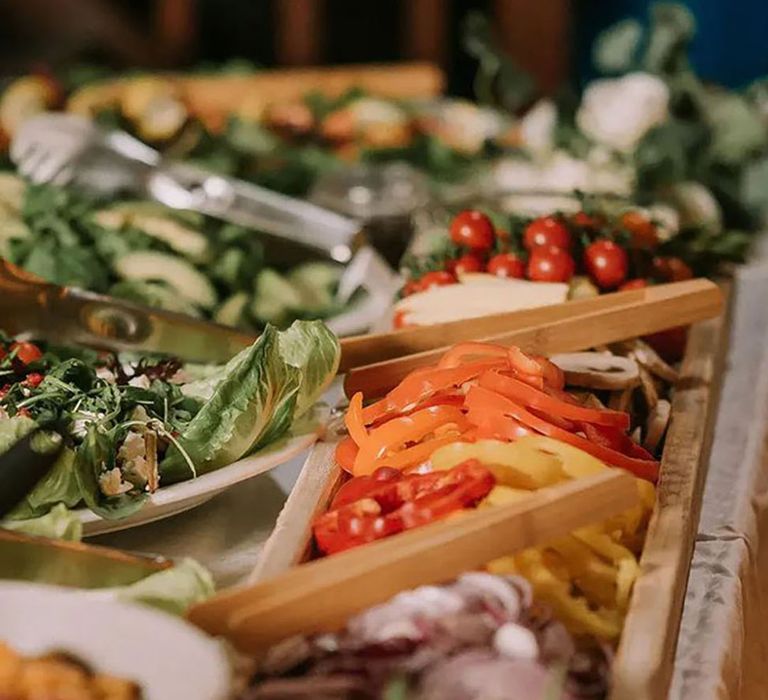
[248,288,731,699]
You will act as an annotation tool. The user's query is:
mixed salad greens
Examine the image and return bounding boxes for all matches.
[0,175,348,331]
[0,320,339,525]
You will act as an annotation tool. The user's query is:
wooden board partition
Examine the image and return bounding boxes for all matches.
[249,295,731,698]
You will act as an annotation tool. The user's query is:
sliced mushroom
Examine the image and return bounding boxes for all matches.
[550,352,640,390]
[631,339,679,383]
[613,339,679,383]
[608,386,635,413]
[644,399,671,453]
[638,366,659,410]
[582,393,608,410]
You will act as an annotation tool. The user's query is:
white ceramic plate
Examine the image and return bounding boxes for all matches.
[79,429,320,537]
[0,582,229,700]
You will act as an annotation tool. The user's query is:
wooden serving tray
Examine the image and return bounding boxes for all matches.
[250,300,730,700]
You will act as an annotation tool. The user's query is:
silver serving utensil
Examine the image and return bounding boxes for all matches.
[0,259,255,363]
[10,113,397,305]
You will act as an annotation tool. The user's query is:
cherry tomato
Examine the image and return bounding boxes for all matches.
[393,309,409,329]
[526,245,575,283]
[24,373,44,388]
[449,210,496,251]
[10,342,42,365]
[652,256,693,282]
[523,216,571,250]
[570,211,604,229]
[419,270,457,290]
[583,240,629,289]
[620,278,648,291]
[644,327,688,362]
[487,253,525,279]
[620,211,659,250]
[446,253,485,276]
[402,279,423,297]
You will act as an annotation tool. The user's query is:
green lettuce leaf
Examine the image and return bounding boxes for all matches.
[0,416,82,520]
[159,325,301,483]
[3,503,82,541]
[115,558,214,616]
[73,427,148,520]
[277,320,340,418]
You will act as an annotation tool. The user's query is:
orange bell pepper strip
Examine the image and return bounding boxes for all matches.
[344,392,369,446]
[335,436,359,473]
[479,371,630,430]
[465,386,659,482]
[353,405,470,476]
[361,359,505,425]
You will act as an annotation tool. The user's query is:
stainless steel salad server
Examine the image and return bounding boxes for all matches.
[0,259,255,364]
[10,112,398,305]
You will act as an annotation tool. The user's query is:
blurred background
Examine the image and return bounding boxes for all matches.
[2,0,767,95]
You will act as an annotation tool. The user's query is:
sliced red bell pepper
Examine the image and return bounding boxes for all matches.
[363,359,506,424]
[313,461,495,555]
[480,371,630,430]
[465,386,659,481]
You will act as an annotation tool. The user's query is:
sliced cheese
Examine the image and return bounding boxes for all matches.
[395,277,568,327]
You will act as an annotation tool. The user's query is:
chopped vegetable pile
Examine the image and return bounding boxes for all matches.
[0,320,339,524]
[244,572,610,700]
[0,175,349,332]
[401,207,696,300]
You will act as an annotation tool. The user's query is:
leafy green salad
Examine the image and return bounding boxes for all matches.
[0,174,349,331]
[0,320,339,526]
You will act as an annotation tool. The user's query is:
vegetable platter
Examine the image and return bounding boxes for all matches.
[0,320,340,538]
[244,287,728,700]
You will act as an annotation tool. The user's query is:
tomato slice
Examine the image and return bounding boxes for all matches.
[480,371,630,430]
[465,386,659,481]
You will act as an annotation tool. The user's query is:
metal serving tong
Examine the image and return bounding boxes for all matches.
[10,113,398,307]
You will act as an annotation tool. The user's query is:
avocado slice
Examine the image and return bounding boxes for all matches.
[93,209,209,262]
[109,280,202,318]
[250,269,303,325]
[287,261,341,314]
[214,292,250,327]
[114,251,217,309]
